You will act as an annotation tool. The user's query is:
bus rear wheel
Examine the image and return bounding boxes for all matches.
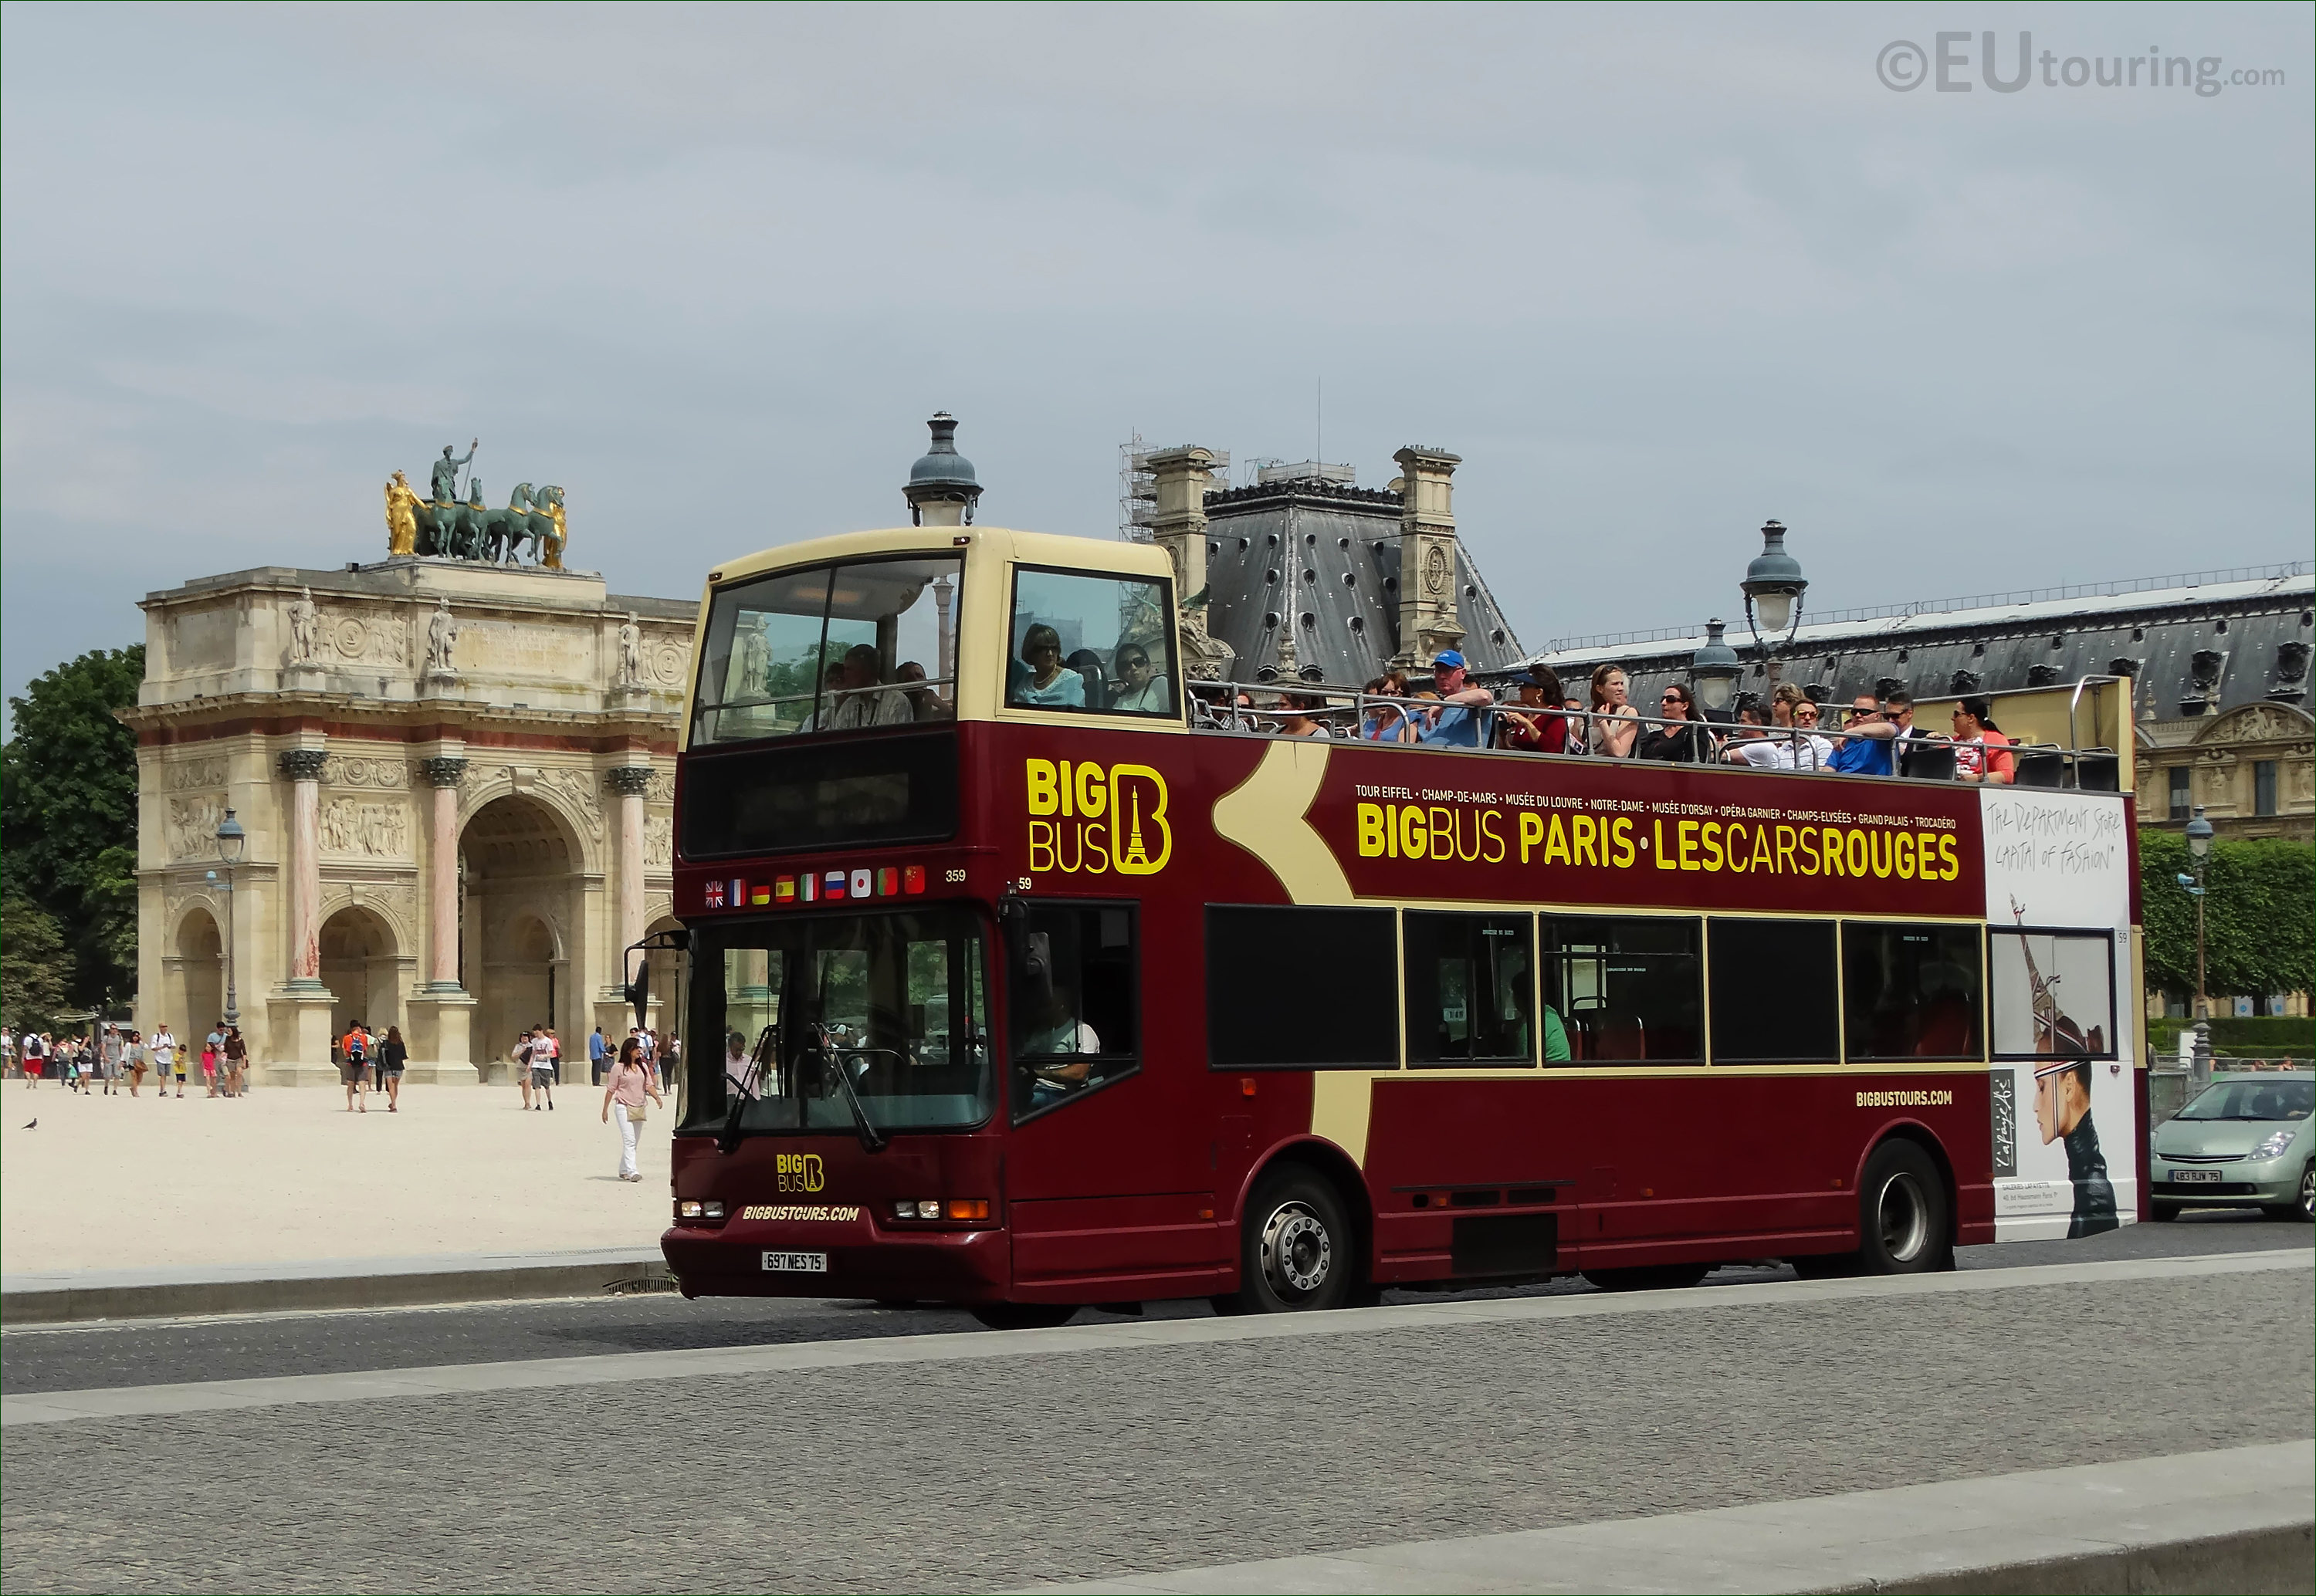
[1857,1139,1950,1274]
[969,1303,1078,1331]
[1225,1165,1354,1314]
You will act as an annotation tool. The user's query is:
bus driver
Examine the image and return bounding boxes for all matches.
[1021,987,1099,1109]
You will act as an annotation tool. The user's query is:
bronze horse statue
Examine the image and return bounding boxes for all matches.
[412,483,564,564]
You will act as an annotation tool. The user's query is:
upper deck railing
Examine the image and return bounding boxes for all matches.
[1184,676,2124,792]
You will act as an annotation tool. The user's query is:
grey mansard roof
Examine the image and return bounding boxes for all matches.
[1197,477,1525,684]
[1518,566,2314,719]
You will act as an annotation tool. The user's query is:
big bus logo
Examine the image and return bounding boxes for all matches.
[776,1153,825,1193]
[1025,759,1171,876]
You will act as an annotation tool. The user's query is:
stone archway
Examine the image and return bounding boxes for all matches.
[168,908,224,1043]
[460,794,581,1079]
[318,905,401,1042]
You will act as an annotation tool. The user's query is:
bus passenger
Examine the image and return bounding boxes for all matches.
[1417,651,1494,747]
[1542,1004,1572,1063]
[1109,644,1171,713]
[1359,673,1415,742]
[1829,694,1899,776]
[1011,624,1085,708]
[1498,666,1569,755]
[1586,665,1640,758]
[1278,694,1331,738]
[828,644,913,729]
[1949,698,2015,785]
[1637,683,1714,762]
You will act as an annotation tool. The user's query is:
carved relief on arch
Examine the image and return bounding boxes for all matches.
[317,883,416,953]
[162,887,226,945]
[2196,702,2313,747]
[164,757,230,792]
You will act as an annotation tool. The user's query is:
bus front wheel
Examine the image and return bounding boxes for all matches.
[1223,1165,1355,1314]
[1857,1139,1951,1274]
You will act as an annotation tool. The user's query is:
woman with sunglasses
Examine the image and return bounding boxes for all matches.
[1109,644,1171,713]
[1637,682,1715,762]
[1009,624,1085,708]
[1359,672,1416,742]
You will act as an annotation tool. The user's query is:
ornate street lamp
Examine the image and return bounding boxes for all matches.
[2183,806,2214,1064]
[1688,618,1742,715]
[1740,519,1809,653]
[214,808,245,1030]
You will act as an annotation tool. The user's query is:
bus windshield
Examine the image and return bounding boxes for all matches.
[693,555,960,746]
[684,908,994,1136]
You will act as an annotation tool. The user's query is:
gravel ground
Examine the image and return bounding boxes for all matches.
[2,1266,2308,1594]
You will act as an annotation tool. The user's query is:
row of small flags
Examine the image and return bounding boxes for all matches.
[704,864,926,910]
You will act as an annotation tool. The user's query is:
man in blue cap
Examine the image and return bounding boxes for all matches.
[1417,650,1496,748]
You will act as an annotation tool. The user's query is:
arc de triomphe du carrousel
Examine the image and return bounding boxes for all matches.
[124,455,695,1084]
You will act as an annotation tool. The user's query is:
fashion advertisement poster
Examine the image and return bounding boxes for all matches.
[1979,790,2137,1241]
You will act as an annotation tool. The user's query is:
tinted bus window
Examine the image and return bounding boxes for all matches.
[1013,903,1139,1121]
[1542,916,1702,1063]
[1405,912,1536,1067]
[1006,566,1180,717]
[682,910,992,1136]
[1207,906,1399,1070]
[1708,918,1839,1063]
[693,556,960,746]
[1843,921,1983,1061]
[679,732,958,859]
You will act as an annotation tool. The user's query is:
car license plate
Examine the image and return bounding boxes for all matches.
[2172,1169,2223,1185]
[762,1250,829,1273]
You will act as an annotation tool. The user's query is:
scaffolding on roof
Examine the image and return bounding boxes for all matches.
[1119,435,1231,540]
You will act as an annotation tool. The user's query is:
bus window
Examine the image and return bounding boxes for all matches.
[1012,903,1139,1120]
[1541,916,1703,1064]
[1404,911,1536,1067]
[1989,930,2115,1059]
[693,555,960,746]
[1005,566,1180,717]
[1205,905,1400,1070]
[1842,922,1983,1062]
[680,910,992,1135]
[1708,918,1839,1063]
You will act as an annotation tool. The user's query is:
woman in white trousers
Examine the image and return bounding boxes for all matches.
[600,1037,663,1183]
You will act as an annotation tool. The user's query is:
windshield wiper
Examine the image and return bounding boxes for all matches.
[820,1047,889,1154]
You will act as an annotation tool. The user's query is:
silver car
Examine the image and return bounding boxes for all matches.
[2150,1070,2314,1222]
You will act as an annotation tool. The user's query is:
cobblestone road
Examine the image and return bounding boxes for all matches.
[3,1257,2308,1594]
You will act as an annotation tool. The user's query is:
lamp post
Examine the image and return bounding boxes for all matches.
[214,807,245,1030]
[1740,519,1809,656]
[2183,805,2213,1079]
[1688,617,1742,718]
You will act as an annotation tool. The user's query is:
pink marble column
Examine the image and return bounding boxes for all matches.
[277,748,328,987]
[419,756,468,989]
[609,766,652,964]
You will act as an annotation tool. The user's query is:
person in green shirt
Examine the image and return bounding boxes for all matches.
[1542,1006,1572,1063]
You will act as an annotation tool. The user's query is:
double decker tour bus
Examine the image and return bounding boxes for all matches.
[659,524,2145,1327]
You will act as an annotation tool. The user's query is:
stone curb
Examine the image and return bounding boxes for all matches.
[1837,1522,2314,1596]
[1,1253,671,1324]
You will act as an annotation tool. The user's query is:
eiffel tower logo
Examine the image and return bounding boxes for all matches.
[1117,786,1153,870]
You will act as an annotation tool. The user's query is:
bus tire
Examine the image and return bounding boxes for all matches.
[969,1303,1078,1331]
[1857,1139,1950,1274]
[1231,1165,1354,1314]
[1581,1265,1709,1292]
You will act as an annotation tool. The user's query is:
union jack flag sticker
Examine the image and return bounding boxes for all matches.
[704,880,727,909]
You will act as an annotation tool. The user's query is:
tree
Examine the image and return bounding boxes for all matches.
[1,893,72,1032]
[1,645,144,1011]
[2139,829,2315,1003]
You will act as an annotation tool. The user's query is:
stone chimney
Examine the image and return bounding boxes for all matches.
[1140,445,1235,681]
[1393,445,1464,667]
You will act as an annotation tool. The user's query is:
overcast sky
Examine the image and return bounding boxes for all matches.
[4,2,2309,722]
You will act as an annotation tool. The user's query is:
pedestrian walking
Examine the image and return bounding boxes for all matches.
[530,1024,557,1111]
[124,1030,149,1097]
[0,1026,15,1079]
[588,1025,608,1086]
[513,1029,536,1110]
[19,1030,43,1087]
[662,1033,682,1101]
[340,1022,370,1113]
[543,1026,564,1086]
[601,1036,662,1183]
[200,1033,220,1097]
[377,1026,407,1111]
[150,1026,181,1097]
[101,1023,125,1096]
[222,1025,248,1097]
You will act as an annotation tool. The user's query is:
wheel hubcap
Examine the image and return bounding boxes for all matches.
[2301,1168,2313,1218]
[1261,1201,1332,1295]
[1878,1172,1928,1263]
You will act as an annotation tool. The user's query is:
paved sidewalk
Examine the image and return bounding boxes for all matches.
[1016,1443,2315,1594]
[0,1075,672,1276]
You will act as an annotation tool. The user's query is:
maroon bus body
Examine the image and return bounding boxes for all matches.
[663,720,2094,1306]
